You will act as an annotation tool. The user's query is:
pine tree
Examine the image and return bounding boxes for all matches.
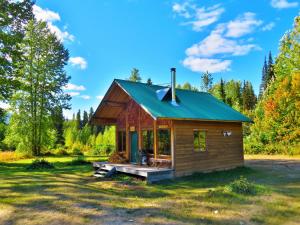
[266,51,275,84]
[52,106,65,145]
[128,68,142,82]
[219,78,226,102]
[82,110,89,127]
[88,107,94,120]
[201,71,213,92]
[76,110,81,130]
[242,81,257,111]
[259,57,268,99]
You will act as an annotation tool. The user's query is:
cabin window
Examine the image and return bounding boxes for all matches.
[142,130,154,154]
[193,130,207,152]
[117,131,126,152]
[158,129,171,155]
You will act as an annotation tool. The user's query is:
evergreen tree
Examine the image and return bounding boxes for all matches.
[52,106,65,145]
[128,68,142,82]
[201,71,213,92]
[76,110,81,130]
[4,20,70,155]
[259,57,268,98]
[0,0,34,100]
[219,78,226,103]
[266,51,275,84]
[147,78,152,85]
[89,107,94,120]
[82,110,89,127]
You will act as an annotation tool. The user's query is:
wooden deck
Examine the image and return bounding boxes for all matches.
[93,162,174,183]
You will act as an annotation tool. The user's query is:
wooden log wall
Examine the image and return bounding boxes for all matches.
[173,120,244,177]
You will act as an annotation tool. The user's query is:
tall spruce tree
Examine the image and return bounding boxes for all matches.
[76,110,81,130]
[0,0,34,100]
[52,106,65,145]
[266,51,275,84]
[219,78,226,103]
[259,57,268,98]
[82,110,89,127]
[4,20,70,155]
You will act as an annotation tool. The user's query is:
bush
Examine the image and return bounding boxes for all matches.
[69,155,90,165]
[225,176,256,195]
[72,147,83,156]
[54,147,69,156]
[26,158,54,170]
[0,151,30,162]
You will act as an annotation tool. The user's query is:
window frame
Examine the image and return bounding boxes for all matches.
[141,129,154,154]
[193,129,207,152]
[157,128,171,156]
[117,130,126,153]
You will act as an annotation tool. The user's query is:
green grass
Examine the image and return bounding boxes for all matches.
[0,155,299,225]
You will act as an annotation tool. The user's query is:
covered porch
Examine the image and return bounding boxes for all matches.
[91,81,174,169]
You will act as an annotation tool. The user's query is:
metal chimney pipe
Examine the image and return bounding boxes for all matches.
[171,68,176,104]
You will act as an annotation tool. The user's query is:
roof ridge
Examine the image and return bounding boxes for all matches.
[114,78,210,94]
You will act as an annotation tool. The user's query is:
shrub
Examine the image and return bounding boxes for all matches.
[72,147,83,156]
[0,151,30,162]
[26,158,54,170]
[54,147,69,156]
[225,176,256,195]
[69,155,90,165]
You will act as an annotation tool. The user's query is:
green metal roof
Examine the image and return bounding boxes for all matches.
[114,79,252,122]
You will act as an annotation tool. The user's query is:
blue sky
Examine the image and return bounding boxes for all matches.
[32,0,299,118]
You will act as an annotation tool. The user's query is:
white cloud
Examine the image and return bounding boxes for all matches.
[63,83,86,91]
[262,22,275,31]
[185,26,260,57]
[80,95,91,100]
[182,15,262,74]
[173,2,224,31]
[183,57,231,73]
[69,57,87,70]
[172,2,192,18]
[32,5,60,22]
[271,0,298,8]
[0,101,10,110]
[66,92,80,97]
[33,5,74,42]
[96,95,104,100]
[225,12,262,38]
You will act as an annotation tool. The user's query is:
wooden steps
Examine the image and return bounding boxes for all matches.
[93,164,116,178]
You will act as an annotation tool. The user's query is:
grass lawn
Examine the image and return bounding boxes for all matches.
[0,155,299,225]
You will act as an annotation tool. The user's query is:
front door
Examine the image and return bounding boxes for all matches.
[130,131,138,163]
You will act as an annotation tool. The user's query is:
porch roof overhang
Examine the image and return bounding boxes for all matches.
[90,81,129,125]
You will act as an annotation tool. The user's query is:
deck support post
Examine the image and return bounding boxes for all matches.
[126,108,129,160]
[153,119,157,159]
[138,107,141,150]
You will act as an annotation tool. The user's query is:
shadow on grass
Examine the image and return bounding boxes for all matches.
[1,160,299,225]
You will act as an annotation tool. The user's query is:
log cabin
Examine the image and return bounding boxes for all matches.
[91,68,252,180]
